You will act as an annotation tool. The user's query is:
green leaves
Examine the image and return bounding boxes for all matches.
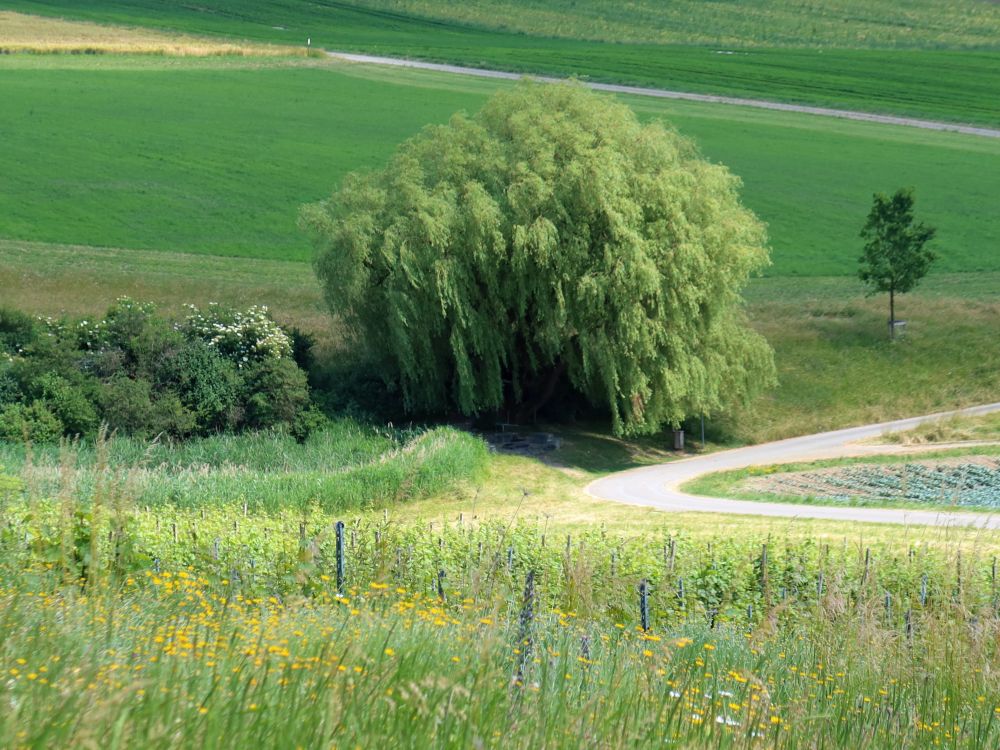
[859,187,937,296]
[305,83,774,434]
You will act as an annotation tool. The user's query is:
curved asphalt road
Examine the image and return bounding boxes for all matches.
[586,403,1000,528]
[328,51,1000,140]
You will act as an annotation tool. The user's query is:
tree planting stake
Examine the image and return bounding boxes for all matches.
[335,521,345,593]
[639,579,650,632]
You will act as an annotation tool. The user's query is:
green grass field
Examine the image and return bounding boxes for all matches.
[3,55,999,276]
[7,1,1000,126]
[337,0,1000,49]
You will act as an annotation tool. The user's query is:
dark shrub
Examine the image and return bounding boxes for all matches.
[0,300,314,442]
[288,327,317,374]
[245,357,310,429]
[0,368,22,408]
[289,404,329,443]
[312,350,404,422]
[101,298,157,351]
[34,373,98,437]
[99,375,195,439]
[125,316,186,381]
[0,307,38,355]
[12,328,83,386]
[158,341,242,432]
[0,402,63,443]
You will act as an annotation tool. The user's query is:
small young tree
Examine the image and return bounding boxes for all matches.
[858,188,936,339]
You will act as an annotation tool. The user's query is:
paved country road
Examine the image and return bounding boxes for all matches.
[328,51,1000,139]
[585,403,1000,528]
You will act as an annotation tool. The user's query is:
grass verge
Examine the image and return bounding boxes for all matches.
[877,412,1000,445]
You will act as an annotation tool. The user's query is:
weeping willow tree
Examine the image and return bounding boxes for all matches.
[302,83,775,435]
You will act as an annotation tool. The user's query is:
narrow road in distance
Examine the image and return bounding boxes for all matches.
[327,51,1000,139]
[586,402,1000,528]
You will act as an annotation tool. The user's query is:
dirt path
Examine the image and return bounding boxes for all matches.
[327,51,1000,139]
[585,402,1000,528]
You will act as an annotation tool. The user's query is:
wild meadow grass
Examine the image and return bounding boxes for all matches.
[1,425,998,747]
[1,573,998,748]
[1,502,998,748]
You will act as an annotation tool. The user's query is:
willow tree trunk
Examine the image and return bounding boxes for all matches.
[514,361,567,425]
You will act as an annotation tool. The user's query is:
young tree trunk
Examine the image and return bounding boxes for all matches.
[889,287,896,340]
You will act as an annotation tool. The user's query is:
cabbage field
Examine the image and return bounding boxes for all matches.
[751,458,1000,508]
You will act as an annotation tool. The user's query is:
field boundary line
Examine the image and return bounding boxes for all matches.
[327,51,1000,139]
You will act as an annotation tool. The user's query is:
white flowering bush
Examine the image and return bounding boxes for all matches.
[181,303,292,366]
[38,297,157,352]
[0,299,318,442]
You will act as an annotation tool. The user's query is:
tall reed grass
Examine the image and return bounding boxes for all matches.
[0,421,489,511]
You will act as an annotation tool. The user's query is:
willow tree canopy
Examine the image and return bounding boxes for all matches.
[302,82,775,435]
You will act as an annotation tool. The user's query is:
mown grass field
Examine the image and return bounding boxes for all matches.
[6,2,1000,126]
[3,55,999,276]
[17,0,999,49]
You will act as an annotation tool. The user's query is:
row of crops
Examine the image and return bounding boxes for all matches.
[762,459,1000,507]
[4,499,998,632]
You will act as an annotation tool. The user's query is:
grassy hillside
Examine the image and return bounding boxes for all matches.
[6,2,1000,126]
[2,55,999,275]
[741,276,1000,441]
